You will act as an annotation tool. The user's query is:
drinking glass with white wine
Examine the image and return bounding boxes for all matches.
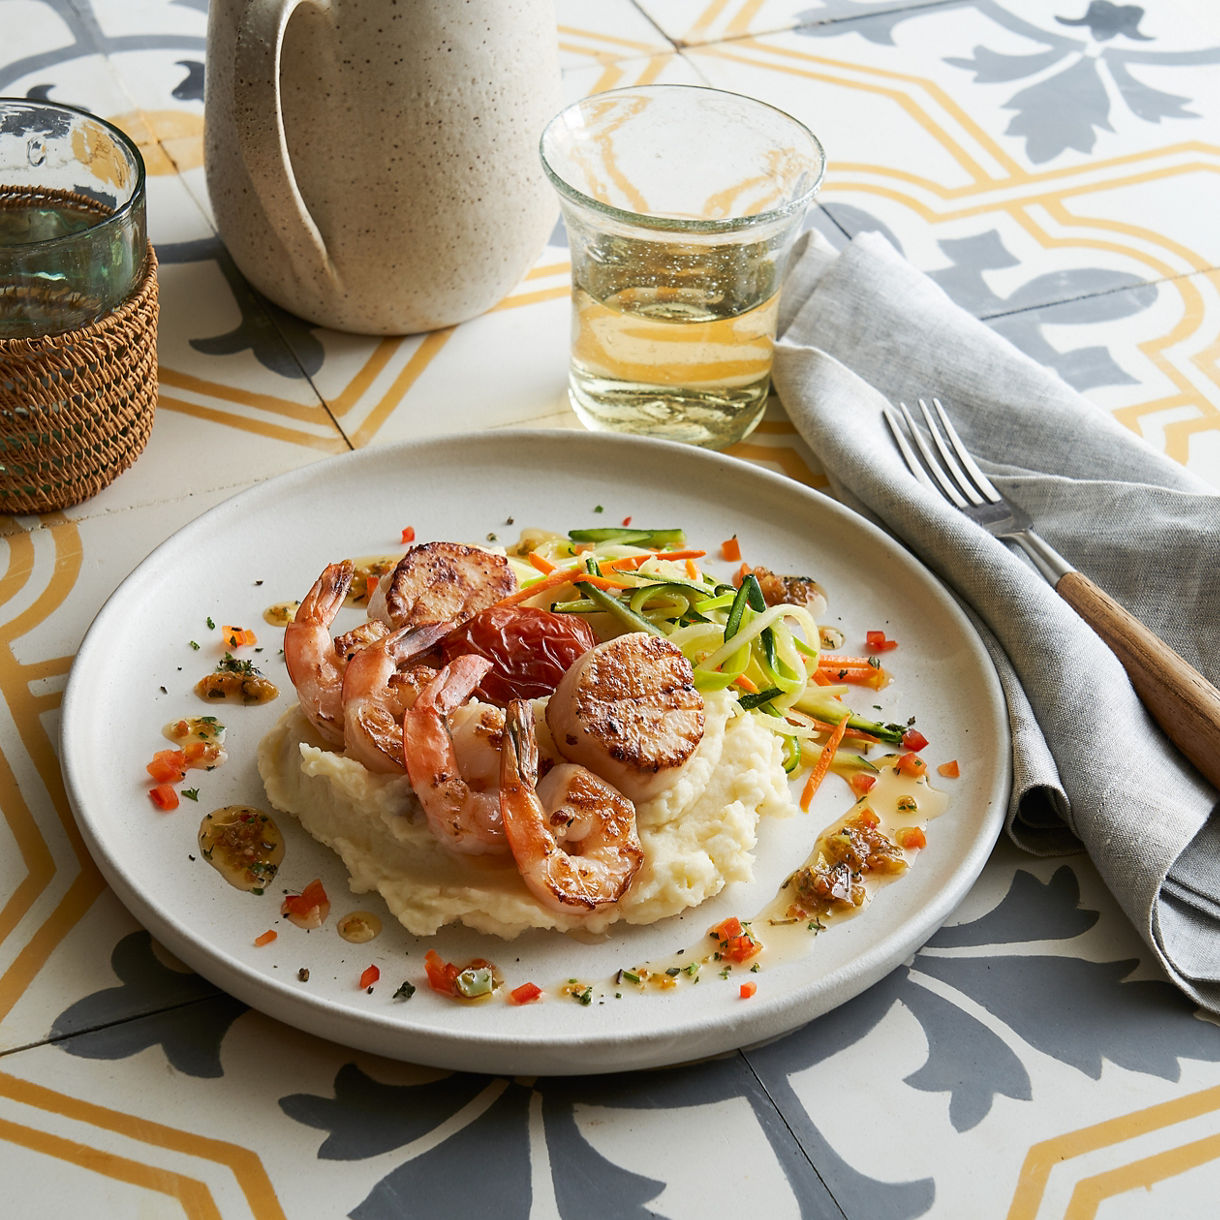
[540,86,824,449]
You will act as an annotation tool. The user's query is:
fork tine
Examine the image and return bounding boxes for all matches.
[915,398,986,507]
[927,397,1003,505]
[882,407,939,493]
[892,402,969,508]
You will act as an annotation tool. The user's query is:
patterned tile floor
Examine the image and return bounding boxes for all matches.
[2,1,1219,1216]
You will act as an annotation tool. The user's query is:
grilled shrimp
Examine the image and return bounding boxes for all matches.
[283,561,354,747]
[369,541,517,630]
[500,700,642,914]
[333,617,388,661]
[402,655,508,854]
[545,631,705,803]
[341,621,450,773]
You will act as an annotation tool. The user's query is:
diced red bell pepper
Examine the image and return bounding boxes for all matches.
[146,749,188,783]
[281,878,330,928]
[509,982,543,1005]
[710,916,762,964]
[148,782,179,811]
[424,949,461,996]
[850,772,878,797]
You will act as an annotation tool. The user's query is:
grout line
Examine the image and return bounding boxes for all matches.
[738,1049,853,1219]
[0,992,234,1062]
[976,263,1220,324]
[624,0,682,52]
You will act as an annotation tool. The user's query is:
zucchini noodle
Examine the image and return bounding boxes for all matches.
[505,527,910,771]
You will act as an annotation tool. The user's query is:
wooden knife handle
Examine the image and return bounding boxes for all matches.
[1057,570,1220,791]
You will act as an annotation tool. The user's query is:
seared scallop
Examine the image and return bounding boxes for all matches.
[545,632,704,803]
[369,541,518,630]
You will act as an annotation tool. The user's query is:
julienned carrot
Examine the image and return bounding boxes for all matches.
[817,654,889,688]
[735,674,760,694]
[817,654,878,670]
[786,708,879,745]
[599,549,707,572]
[496,562,640,607]
[495,563,589,606]
[528,551,556,574]
[574,573,638,591]
[800,716,849,810]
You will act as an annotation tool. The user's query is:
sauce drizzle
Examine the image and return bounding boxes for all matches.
[198,806,284,894]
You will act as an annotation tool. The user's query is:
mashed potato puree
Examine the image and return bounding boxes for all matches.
[257,689,794,938]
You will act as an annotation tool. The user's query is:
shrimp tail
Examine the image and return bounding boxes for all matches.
[390,618,453,662]
[502,698,539,793]
[284,560,355,746]
[418,653,495,715]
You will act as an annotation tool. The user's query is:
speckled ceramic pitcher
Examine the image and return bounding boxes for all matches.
[205,0,560,334]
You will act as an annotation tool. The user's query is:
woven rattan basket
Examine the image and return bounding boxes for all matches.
[0,246,159,515]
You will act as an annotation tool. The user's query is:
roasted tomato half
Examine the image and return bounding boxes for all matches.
[441,605,595,703]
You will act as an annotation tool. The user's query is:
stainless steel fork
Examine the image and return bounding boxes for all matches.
[885,398,1071,584]
[886,397,1220,790]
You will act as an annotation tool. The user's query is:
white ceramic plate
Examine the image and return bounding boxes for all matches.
[61,430,1009,1075]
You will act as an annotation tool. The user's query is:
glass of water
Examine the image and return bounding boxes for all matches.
[540,85,824,449]
[0,98,147,338]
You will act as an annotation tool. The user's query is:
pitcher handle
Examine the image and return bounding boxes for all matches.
[233,0,336,292]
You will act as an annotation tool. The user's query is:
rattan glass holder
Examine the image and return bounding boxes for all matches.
[0,246,159,515]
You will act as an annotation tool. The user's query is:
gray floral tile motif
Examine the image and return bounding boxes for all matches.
[796,1,1220,162]
[746,865,1220,1217]
[169,232,327,378]
[50,931,245,1077]
[816,203,1156,389]
[0,0,205,97]
[48,878,1220,1215]
[281,1054,835,1220]
[264,865,1220,1220]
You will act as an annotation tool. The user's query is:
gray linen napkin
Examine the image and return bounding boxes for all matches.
[772,230,1220,1011]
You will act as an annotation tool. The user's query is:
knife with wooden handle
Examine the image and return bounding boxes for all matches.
[1056,572,1220,792]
